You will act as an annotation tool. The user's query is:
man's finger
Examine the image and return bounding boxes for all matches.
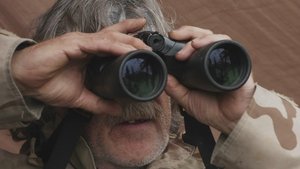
[191,34,231,49]
[175,34,231,61]
[169,26,213,41]
[75,88,121,116]
[165,75,190,107]
[103,18,147,34]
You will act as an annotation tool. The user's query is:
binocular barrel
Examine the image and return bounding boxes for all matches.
[136,31,252,92]
[86,31,252,101]
[86,50,167,101]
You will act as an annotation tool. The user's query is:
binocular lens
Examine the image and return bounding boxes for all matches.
[207,45,246,87]
[86,50,166,101]
[121,54,165,99]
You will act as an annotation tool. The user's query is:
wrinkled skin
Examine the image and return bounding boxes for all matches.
[11,18,255,168]
[166,26,255,133]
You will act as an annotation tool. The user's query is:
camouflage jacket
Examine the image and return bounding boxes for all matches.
[0,29,299,169]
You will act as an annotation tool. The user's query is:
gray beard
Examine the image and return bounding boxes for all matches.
[87,101,170,169]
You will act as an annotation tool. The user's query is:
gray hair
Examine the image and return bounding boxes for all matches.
[33,0,173,41]
[33,0,183,137]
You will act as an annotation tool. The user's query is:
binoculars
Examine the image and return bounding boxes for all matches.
[86,31,251,101]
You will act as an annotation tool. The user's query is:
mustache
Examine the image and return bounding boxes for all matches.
[103,101,163,126]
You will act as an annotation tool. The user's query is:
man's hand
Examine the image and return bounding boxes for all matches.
[165,26,256,134]
[11,18,150,115]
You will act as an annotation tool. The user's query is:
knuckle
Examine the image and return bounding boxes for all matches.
[179,25,191,30]
[59,32,84,44]
[100,28,112,35]
[218,34,231,40]
[130,38,144,47]
[63,32,83,39]
[203,29,213,35]
[102,31,118,39]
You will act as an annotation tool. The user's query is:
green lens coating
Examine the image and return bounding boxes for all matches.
[121,57,161,97]
[208,48,241,86]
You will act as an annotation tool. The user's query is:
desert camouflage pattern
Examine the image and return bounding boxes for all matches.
[212,85,300,169]
[0,29,43,130]
[0,29,299,169]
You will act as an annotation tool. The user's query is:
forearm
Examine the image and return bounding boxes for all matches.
[0,29,44,129]
[212,85,300,169]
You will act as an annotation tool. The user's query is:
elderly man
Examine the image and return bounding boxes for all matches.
[0,0,299,169]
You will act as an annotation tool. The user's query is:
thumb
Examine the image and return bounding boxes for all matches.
[74,88,121,116]
[165,75,190,107]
